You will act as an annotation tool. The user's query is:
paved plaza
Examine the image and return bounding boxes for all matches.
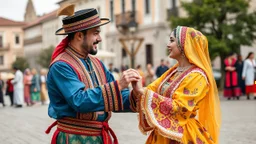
[0,96,255,144]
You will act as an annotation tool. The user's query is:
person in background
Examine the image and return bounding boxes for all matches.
[6,73,14,106]
[108,63,114,72]
[24,68,32,106]
[242,52,256,100]
[136,65,145,86]
[223,52,241,100]
[145,63,155,86]
[0,74,5,107]
[236,54,245,95]
[30,68,41,104]
[40,69,49,105]
[165,60,171,68]
[11,66,24,108]
[155,59,169,78]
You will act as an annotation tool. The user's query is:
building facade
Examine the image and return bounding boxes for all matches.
[0,17,26,72]
[105,0,184,70]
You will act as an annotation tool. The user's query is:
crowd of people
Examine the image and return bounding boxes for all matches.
[224,52,256,100]
[108,59,171,87]
[0,67,49,108]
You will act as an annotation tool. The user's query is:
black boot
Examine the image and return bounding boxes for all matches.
[254,97,256,100]
[228,97,231,100]
[247,95,250,100]
[236,97,240,100]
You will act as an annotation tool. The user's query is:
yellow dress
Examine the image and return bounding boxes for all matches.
[138,66,214,144]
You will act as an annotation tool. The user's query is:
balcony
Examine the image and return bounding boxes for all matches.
[167,7,179,20]
[115,11,138,33]
[0,43,10,51]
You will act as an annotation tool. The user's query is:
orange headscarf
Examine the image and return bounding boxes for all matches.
[174,26,221,143]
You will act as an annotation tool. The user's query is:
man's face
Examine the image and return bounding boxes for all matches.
[81,26,102,55]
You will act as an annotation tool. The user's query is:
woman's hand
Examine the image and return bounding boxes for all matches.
[132,78,144,96]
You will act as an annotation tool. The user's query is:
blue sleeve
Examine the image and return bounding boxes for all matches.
[48,62,105,112]
[48,61,136,113]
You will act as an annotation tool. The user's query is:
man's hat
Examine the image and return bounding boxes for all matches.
[55,4,110,35]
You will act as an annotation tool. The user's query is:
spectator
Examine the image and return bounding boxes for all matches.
[155,59,169,77]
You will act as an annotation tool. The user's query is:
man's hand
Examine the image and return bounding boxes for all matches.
[118,69,141,90]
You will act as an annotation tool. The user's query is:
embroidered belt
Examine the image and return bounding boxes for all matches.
[45,117,118,144]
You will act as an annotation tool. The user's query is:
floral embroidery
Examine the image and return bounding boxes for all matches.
[178,126,184,133]
[182,107,188,112]
[190,88,198,95]
[183,88,190,95]
[190,113,196,118]
[159,99,173,115]
[158,118,171,128]
[196,137,204,144]
[190,31,197,38]
[188,99,195,107]
[151,102,157,109]
[199,128,204,134]
[153,93,159,98]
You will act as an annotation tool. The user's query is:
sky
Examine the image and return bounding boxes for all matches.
[0,0,60,21]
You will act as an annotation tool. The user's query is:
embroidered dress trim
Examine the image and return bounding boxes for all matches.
[140,67,209,142]
[129,91,138,112]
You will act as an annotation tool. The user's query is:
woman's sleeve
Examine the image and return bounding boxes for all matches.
[138,72,209,141]
[242,60,247,78]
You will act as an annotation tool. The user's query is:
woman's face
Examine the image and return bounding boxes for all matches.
[249,53,254,59]
[167,32,182,59]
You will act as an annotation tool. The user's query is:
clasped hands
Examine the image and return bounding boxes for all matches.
[118,69,144,96]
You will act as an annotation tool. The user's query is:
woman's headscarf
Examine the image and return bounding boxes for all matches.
[174,26,221,143]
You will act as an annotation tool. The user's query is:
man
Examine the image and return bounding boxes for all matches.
[45,5,140,144]
[155,59,169,77]
[11,66,24,108]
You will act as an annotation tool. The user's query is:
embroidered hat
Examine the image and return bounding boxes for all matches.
[55,4,110,35]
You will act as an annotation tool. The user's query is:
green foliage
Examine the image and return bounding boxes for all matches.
[12,57,30,72]
[169,0,256,88]
[170,0,256,60]
[37,46,54,68]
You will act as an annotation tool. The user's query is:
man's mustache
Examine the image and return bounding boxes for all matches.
[93,41,99,45]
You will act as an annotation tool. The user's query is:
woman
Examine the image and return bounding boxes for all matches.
[132,26,221,143]
[30,68,41,104]
[242,52,256,100]
[236,54,245,95]
[145,63,155,86]
[24,69,32,106]
[40,69,49,105]
[6,73,14,106]
[223,53,241,100]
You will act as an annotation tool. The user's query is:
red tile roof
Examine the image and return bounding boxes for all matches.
[23,9,58,29]
[0,17,26,26]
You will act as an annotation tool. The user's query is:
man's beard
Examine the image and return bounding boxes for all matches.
[81,38,98,55]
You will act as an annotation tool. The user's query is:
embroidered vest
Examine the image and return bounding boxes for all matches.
[50,48,111,121]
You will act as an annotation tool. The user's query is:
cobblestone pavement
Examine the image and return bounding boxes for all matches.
[0,96,255,144]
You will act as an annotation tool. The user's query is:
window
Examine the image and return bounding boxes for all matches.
[110,0,114,22]
[122,0,125,13]
[0,56,4,65]
[145,0,150,14]
[15,34,20,44]
[146,44,153,65]
[171,0,177,8]
[132,0,136,12]
[0,35,2,47]
[122,48,127,57]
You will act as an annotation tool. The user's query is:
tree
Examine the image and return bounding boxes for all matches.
[170,0,256,88]
[37,46,54,68]
[12,57,30,72]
